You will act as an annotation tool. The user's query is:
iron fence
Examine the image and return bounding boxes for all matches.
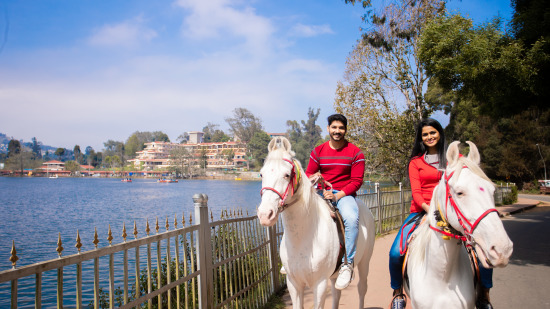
[0,185,516,309]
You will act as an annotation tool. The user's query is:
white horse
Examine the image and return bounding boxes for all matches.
[405,141,514,308]
[257,137,375,309]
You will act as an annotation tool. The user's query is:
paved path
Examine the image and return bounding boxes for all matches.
[281,196,548,308]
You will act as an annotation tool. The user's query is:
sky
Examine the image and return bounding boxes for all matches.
[0,0,513,151]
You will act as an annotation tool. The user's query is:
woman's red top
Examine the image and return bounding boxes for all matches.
[408,155,443,213]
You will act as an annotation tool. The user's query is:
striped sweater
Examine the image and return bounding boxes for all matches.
[305,140,365,196]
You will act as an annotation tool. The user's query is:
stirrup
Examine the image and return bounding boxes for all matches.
[389,293,407,309]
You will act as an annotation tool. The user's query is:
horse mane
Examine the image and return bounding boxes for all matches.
[451,156,493,185]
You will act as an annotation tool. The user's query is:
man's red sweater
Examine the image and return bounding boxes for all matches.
[305,140,365,196]
[408,155,443,213]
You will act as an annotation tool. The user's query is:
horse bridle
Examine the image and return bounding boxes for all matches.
[430,167,498,246]
[260,158,301,213]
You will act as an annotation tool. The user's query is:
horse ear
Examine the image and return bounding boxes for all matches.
[446,141,461,166]
[267,137,293,153]
[466,141,480,165]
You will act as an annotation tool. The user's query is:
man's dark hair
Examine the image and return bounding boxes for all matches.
[327,114,347,129]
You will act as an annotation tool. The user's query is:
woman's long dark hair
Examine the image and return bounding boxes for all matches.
[410,118,446,167]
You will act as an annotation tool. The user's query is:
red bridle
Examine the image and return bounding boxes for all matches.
[260,158,300,212]
[430,167,498,244]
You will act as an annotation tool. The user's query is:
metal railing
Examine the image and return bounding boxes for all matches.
[0,185,516,309]
[0,194,284,309]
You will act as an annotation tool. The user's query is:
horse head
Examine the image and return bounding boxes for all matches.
[435,141,513,268]
[257,137,304,226]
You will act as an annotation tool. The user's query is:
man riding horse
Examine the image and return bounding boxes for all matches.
[305,113,365,290]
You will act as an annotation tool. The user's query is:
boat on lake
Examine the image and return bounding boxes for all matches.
[49,175,58,179]
[121,178,132,182]
[157,178,178,183]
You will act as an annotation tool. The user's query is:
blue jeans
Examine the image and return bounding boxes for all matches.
[320,190,359,265]
[389,213,493,289]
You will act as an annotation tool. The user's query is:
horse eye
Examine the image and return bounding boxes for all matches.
[259,173,263,178]
[284,174,290,178]
[456,191,464,196]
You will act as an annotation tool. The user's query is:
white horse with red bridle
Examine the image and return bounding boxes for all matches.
[257,137,375,309]
[405,141,513,308]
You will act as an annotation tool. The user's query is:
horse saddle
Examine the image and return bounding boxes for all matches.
[325,199,347,276]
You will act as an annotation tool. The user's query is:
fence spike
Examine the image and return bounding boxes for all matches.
[93,227,99,248]
[146,219,151,236]
[9,240,18,269]
[174,214,178,229]
[189,213,193,225]
[56,233,64,258]
[155,217,160,233]
[210,210,213,222]
[133,221,138,239]
[122,222,128,242]
[107,224,113,245]
[75,230,82,253]
[182,211,186,227]
[165,216,169,231]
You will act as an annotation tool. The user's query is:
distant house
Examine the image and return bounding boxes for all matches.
[41,160,65,171]
[188,131,204,144]
[128,140,248,171]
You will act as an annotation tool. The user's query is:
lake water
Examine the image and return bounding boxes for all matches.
[0,176,384,307]
[0,177,265,271]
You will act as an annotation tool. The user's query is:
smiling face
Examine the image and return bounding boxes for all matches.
[328,120,346,142]
[421,125,440,153]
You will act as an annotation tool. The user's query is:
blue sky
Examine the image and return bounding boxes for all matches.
[0,0,513,151]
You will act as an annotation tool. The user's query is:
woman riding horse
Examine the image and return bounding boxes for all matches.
[388,118,494,309]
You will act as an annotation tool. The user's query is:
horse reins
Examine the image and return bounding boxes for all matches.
[430,167,498,246]
[260,158,301,213]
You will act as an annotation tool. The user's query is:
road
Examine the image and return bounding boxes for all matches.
[492,198,550,308]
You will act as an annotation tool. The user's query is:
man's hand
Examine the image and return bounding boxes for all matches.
[308,172,322,184]
[323,189,336,202]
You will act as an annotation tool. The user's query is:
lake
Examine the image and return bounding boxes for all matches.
[0,177,264,271]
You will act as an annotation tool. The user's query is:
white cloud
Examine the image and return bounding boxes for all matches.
[87,16,157,48]
[290,23,334,37]
[174,0,274,55]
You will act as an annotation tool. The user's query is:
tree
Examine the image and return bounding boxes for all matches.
[31,137,42,159]
[248,131,271,169]
[104,140,125,164]
[73,145,83,164]
[169,147,195,178]
[55,148,66,160]
[64,160,81,174]
[418,10,550,186]
[176,132,189,144]
[5,149,36,174]
[335,41,418,183]
[286,108,324,167]
[225,108,263,143]
[8,139,21,157]
[344,0,446,118]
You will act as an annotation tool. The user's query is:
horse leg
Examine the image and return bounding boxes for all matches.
[287,279,305,309]
[312,279,330,309]
[356,257,371,309]
[330,278,341,309]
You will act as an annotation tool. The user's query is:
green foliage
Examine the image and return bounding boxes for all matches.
[8,139,21,157]
[54,147,66,158]
[64,160,81,173]
[248,131,271,170]
[502,185,519,205]
[286,107,323,167]
[225,108,263,143]
[203,122,231,143]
